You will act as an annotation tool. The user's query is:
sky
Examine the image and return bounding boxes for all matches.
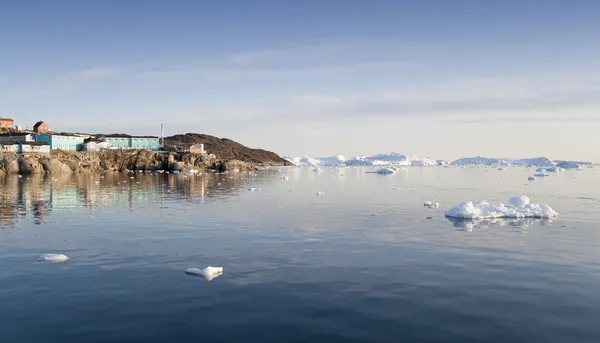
[1,0,600,161]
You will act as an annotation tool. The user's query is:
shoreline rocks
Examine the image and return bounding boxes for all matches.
[0,150,288,175]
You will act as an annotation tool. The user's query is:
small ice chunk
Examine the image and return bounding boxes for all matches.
[528,176,536,181]
[185,266,223,281]
[317,191,325,196]
[534,171,549,177]
[39,253,69,263]
[424,201,440,209]
[282,176,289,180]
[445,195,558,219]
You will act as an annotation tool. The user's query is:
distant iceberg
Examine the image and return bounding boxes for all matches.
[451,156,556,167]
[445,196,558,219]
[557,162,581,169]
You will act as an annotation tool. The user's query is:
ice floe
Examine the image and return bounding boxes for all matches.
[424,201,440,209]
[38,253,69,263]
[528,176,536,181]
[445,196,558,219]
[185,266,223,281]
[533,171,549,177]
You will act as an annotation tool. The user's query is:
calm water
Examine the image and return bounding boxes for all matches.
[1,167,600,342]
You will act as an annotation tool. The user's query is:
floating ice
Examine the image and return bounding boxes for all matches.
[445,195,558,219]
[367,167,395,175]
[317,191,325,196]
[38,253,69,263]
[557,162,581,169]
[424,201,440,209]
[185,266,223,281]
[534,171,549,177]
[528,176,536,181]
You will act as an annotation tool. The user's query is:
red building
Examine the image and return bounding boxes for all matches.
[0,118,14,128]
[33,121,49,133]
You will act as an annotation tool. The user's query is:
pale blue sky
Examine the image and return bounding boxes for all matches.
[1,1,599,160]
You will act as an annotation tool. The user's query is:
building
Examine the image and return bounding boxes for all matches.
[0,141,49,153]
[99,135,160,151]
[84,139,111,151]
[36,133,84,151]
[189,143,206,154]
[18,142,50,154]
[0,118,14,128]
[33,121,50,133]
[0,141,19,153]
[0,132,36,143]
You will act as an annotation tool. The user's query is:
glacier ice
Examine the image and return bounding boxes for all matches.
[445,196,558,219]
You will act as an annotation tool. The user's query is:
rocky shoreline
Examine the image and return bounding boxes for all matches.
[0,150,288,175]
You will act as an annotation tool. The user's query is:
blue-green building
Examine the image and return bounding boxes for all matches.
[36,134,84,151]
[100,135,160,151]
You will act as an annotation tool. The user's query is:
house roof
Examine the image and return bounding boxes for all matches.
[99,134,159,139]
[0,132,31,137]
[21,142,49,146]
[33,121,46,129]
[0,140,18,145]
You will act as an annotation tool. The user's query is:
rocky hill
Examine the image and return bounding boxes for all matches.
[164,133,292,166]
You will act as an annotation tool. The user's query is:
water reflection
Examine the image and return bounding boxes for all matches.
[447,217,553,231]
[0,171,261,229]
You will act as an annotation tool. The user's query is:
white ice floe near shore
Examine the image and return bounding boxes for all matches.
[445,196,558,219]
[534,171,550,177]
[38,253,69,263]
[424,201,440,209]
[185,266,223,281]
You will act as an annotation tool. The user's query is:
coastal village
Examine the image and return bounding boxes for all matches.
[0,117,206,155]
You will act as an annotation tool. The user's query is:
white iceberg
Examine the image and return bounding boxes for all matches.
[557,162,581,169]
[38,253,69,263]
[424,201,440,209]
[451,156,556,167]
[445,195,558,219]
[185,266,223,281]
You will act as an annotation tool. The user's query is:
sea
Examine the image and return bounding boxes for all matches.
[1,166,599,343]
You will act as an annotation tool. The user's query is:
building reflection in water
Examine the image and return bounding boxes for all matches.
[0,171,255,229]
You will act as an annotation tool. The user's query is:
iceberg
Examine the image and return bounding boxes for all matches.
[451,156,556,167]
[38,253,69,263]
[318,155,346,166]
[533,171,549,177]
[557,162,581,169]
[445,196,558,219]
[185,266,223,281]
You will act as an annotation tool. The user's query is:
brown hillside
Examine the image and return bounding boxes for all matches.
[164,133,292,165]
